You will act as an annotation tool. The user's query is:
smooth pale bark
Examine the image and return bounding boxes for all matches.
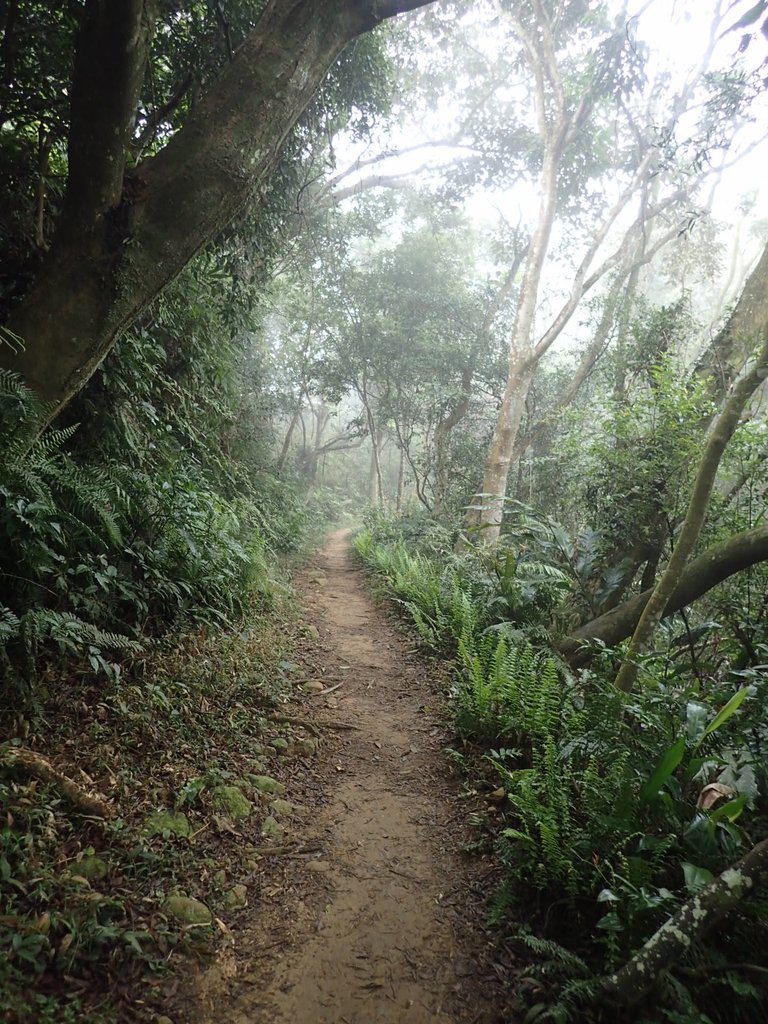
[463,6,568,543]
[436,250,527,517]
[560,524,768,665]
[0,0,435,422]
[602,837,768,1007]
[510,204,678,464]
[463,7,664,545]
[614,324,768,691]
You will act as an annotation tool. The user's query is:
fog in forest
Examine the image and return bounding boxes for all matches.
[2,2,768,1022]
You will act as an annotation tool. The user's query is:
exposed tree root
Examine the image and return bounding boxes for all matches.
[1,745,115,819]
[264,713,360,734]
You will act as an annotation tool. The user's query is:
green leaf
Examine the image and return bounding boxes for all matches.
[682,861,714,893]
[686,701,709,746]
[597,888,619,903]
[700,687,748,744]
[710,792,746,824]
[640,736,685,802]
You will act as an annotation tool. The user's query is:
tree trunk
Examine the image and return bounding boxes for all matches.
[0,0,435,424]
[560,524,768,666]
[694,242,768,399]
[433,365,473,516]
[614,329,768,692]
[368,423,384,506]
[465,355,537,540]
[277,397,303,471]
[396,444,404,513]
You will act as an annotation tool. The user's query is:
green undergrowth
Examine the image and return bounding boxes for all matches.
[353,508,768,1024]
[0,606,321,1024]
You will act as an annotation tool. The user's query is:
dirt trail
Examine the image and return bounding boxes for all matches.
[187,529,497,1024]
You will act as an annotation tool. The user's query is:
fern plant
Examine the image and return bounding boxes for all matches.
[454,634,566,746]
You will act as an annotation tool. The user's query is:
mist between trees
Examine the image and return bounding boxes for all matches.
[2,0,768,1022]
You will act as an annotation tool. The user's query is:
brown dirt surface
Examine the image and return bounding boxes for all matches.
[179,528,509,1024]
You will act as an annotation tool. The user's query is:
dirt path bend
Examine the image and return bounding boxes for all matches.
[189,529,498,1024]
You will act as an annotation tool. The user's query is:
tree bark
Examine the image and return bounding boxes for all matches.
[0,0,435,424]
[694,242,768,399]
[368,423,384,506]
[614,327,768,692]
[602,837,768,1008]
[277,401,302,471]
[560,524,768,665]
[433,364,474,516]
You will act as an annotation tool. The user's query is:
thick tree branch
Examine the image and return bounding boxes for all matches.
[1,0,437,423]
[60,0,153,238]
[602,837,768,1008]
[560,524,768,665]
[614,317,768,691]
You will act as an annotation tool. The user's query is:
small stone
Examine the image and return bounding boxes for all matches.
[304,861,330,873]
[270,798,293,818]
[271,737,289,754]
[79,855,108,880]
[162,894,212,926]
[295,738,317,757]
[261,815,284,839]
[223,884,248,911]
[250,775,285,795]
[211,786,251,821]
[142,811,192,838]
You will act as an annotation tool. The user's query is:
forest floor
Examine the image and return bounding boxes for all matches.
[177,528,507,1024]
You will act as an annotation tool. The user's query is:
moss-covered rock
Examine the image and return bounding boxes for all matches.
[211,785,251,820]
[249,775,285,795]
[223,884,248,911]
[162,894,212,926]
[270,737,289,754]
[79,855,109,880]
[270,798,294,818]
[261,815,284,839]
[142,810,192,838]
[295,738,318,756]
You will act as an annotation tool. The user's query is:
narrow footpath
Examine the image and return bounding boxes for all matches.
[186,529,502,1024]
